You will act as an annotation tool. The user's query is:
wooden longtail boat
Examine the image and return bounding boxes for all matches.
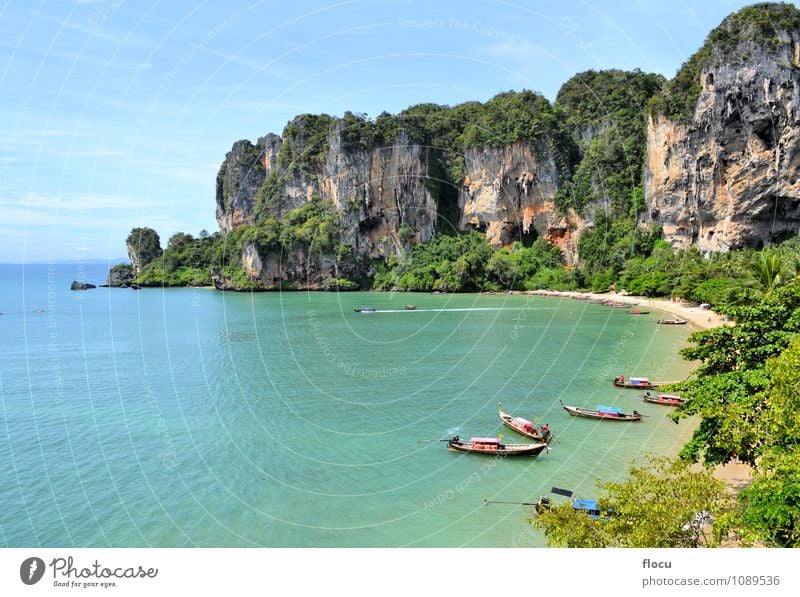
[627,308,651,314]
[643,390,685,406]
[561,400,642,421]
[657,317,688,324]
[498,402,553,443]
[603,300,629,308]
[613,376,658,389]
[352,307,376,313]
[447,435,548,456]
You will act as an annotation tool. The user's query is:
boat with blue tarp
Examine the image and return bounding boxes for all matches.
[560,400,642,421]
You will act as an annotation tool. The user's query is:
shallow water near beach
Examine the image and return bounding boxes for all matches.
[0,264,697,547]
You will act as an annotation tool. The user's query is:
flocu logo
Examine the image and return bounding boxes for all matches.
[20,557,46,585]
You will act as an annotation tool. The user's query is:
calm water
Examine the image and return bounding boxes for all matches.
[0,263,697,547]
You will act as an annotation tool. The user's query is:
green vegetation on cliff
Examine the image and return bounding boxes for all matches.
[134,230,222,286]
[649,2,800,123]
[244,195,343,254]
[126,227,163,271]
[247,90,578,224]
[555,69,665,214]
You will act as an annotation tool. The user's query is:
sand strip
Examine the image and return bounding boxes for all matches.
[523,290,730,330]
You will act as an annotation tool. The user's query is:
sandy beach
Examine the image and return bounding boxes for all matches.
[524,289,730,330]
[529,288,753,542]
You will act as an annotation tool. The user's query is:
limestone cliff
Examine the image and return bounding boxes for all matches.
[213,109,575,288]
[207,4,800,291]
[644,7,800,252]
[458,140,580,264]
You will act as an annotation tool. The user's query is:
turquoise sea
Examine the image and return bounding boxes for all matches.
[0,263,697,547]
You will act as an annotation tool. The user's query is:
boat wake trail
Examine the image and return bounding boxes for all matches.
[372,307,556,313]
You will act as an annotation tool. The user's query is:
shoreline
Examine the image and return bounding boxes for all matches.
[523,289,729,331]
[527,287,754,531]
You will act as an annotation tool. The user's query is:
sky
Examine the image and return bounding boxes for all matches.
[0,0,779,262]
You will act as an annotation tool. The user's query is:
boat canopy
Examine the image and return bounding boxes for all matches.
[471,437,500,444]
[573,499,599,510]
[512,416,534,427]
[630,377,650,383]
[597,405,623,414]
[660,394,682,400]
[573,499,604,518]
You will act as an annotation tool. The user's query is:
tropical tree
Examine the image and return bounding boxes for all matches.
[533,456,730,547]
[669,283,800,465]
[749,251,787,296]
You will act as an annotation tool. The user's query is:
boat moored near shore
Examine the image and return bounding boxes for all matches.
[498,402,553,443]
[561,401,642,422]
[643,390,686,406]
[447,435,548,457]
[613,376,659,389]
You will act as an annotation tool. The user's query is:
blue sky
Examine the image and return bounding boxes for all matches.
[0,0,776,262]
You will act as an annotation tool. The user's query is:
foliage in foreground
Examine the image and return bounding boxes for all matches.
[532,456,729,547]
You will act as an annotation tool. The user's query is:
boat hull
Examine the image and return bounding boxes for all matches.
[562,404,642,421]
[613,381,658,389]
[447,439,547,456]
[643,392,685,406]
[498,407,552,443]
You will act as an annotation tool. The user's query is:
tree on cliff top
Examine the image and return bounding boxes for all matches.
[649,2,800,123]
[126,227,162,272]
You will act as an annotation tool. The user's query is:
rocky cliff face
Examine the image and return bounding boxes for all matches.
[214,117,574,287]
[458,139,581,264]
[644,35,800,252]
[209,6,800,290]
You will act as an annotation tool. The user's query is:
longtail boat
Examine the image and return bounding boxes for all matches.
[498,403,553,443]
[643,390,685,406]
[603,300,629,308]
[561,400,642,421]
[627,308,650,314]
[447,435,548,456]
[404,304,416,310]
[657,317,688,324]
[352,307,376,313]
[613,376,658,389]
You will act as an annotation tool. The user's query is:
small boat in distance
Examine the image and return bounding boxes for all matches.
[352,307,376,313]
[613,376,658,389]
[561,401,642,421]
[603,300,629,308]
[498,403,553,443]
[643,390,686,406]
[404,304,416,310]
[447,435,548,457]
[627,308,650,314]
[657,317,688,324]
